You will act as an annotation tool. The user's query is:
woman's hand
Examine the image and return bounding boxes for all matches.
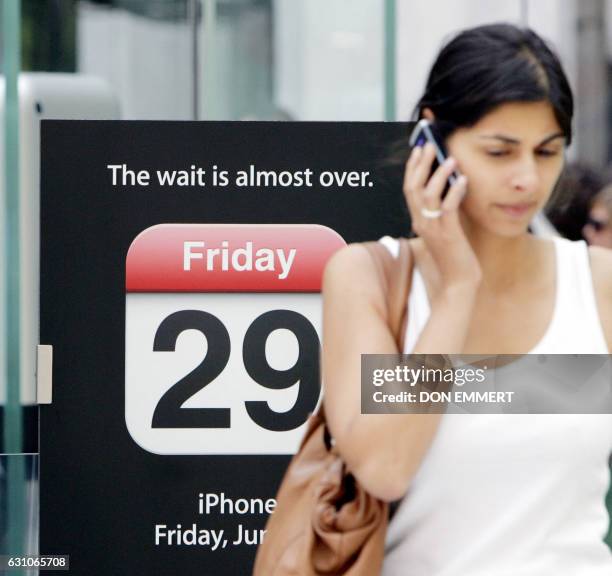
[404,143,482,289]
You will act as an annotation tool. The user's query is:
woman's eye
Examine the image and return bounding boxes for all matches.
[486,149,509,157]
[536,148,560,157]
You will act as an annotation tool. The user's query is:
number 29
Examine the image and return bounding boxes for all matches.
[152,309,320,432]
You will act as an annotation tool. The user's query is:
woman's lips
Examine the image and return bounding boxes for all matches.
[494,202,536,218]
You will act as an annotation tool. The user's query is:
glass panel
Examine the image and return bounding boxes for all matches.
[607,479,612,548]
[200,0,384,121]
[199,0,274,120]
[2,0,29,564]
[0,454,39,558]
[22,0,77,72]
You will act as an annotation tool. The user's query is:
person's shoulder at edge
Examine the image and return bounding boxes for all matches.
[588,245,612,352]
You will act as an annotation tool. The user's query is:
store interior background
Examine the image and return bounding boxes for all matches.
[2,0,612,561]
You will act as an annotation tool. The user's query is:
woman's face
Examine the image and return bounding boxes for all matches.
[583,200,612,248]
[445,101,565,237]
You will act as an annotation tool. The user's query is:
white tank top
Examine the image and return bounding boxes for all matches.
[378,236,612,576]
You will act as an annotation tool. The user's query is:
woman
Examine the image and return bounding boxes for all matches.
[322,24,612,574]
[545,162,605,241]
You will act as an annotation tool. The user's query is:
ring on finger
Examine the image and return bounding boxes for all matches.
[421,206,443,219]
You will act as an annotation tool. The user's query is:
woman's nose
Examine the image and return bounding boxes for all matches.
[510,157,539,192]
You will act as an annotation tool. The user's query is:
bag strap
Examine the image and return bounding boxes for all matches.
[362,238,413,352]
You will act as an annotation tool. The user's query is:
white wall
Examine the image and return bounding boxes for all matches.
[78,1,274,121]
[395,0,578,121]
[273,0,384,120]
[273,0,580,124]
[77,1,192,120]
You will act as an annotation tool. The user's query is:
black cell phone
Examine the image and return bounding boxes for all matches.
[408,119,460,198]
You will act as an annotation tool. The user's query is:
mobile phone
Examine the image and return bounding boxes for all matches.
[408,119,460,198]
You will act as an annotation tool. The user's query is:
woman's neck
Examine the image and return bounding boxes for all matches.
[464,227,541,293]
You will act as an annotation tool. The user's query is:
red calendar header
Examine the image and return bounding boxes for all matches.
[126,224,346,292]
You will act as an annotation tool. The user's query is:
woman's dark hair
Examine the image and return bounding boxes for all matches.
[381,23,574,233]
[414,23,574,145]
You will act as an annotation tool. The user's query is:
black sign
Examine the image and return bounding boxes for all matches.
[40,120,410,575]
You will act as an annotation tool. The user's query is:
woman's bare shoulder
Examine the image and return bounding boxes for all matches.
[323,243,374,276]
[589,245,612,287]
[323,241,399,297]
[588,246,612,351]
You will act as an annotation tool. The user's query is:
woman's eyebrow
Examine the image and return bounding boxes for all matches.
[478,135,520,145]
[537,132,565,146]
[477,132,565,146]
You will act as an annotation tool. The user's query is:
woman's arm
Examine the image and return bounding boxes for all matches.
[322,242,480,502]
[323,143,480,502]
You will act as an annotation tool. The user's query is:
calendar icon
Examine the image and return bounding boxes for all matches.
[125,224,345,455]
